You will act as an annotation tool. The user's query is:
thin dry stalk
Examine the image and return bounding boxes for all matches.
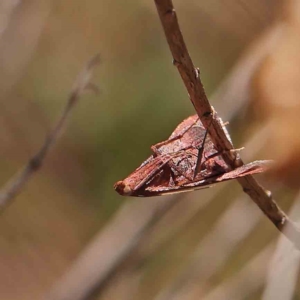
[0,55,100,210]
[154,0,300,248]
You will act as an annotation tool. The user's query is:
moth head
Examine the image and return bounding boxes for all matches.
[114,180,133,196]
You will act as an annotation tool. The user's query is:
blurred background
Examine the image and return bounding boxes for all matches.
[2,1,300,300]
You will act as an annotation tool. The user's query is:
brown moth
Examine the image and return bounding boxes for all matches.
[114,115,271,197]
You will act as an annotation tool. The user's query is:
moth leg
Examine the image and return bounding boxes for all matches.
[193,120,213,179]
[197,147,245,177]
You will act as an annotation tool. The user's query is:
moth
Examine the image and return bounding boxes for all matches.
[114,115,271,197]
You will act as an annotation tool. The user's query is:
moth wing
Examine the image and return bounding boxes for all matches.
[216,160,272,181]
[139,182,212,197]
[114,154,172,196]
[135,160,272,197]
[169,114,199,139]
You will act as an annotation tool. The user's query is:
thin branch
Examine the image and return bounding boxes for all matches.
[0,54,100,210]
[154,0,300,248]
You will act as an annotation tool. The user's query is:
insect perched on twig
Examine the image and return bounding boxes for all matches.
[114,115,271,197]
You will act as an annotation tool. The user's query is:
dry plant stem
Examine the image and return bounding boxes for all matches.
[154,0,300,248]
[0,54,100,210]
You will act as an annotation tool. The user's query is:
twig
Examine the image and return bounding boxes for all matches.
[154,0,300,248]
[0,54,100,210]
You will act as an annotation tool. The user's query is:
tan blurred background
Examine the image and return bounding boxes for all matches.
[2,1,300,300]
